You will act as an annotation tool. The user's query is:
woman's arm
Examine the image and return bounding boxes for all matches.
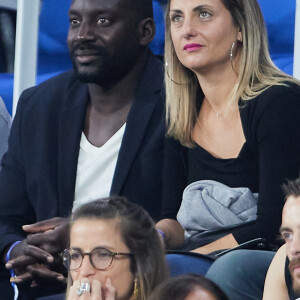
[263,244,289,300]
[159,137,187,249]
[156,218,184,249]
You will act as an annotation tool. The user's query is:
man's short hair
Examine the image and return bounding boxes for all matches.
[282,176,300,200]
[129,0,153,20]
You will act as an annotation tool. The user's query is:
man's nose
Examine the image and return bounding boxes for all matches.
[75,22,94,41]
[290,234,300,256]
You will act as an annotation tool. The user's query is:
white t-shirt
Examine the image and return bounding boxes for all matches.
[73,124,126,212]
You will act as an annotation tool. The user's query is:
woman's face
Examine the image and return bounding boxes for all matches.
[70,218,134,300]
[169,0,241,74]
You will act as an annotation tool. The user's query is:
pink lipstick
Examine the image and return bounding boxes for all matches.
[183,43,203,52]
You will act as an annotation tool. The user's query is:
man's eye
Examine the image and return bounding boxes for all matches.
[281,231,293,241]
[97,18,110,25]
[70,19,80,26]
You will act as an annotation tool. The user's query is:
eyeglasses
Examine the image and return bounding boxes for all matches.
[61,247,133,271]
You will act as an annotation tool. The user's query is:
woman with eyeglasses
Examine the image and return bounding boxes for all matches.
[62,197,168,300]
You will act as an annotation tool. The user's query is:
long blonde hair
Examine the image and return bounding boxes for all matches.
[165,0,299,147]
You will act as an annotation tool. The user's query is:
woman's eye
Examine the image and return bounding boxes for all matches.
[199,11,211,19]
[170,14,183,23]
[70,253,81,260]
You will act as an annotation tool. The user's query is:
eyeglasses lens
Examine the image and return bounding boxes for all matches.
[63,249,113,270]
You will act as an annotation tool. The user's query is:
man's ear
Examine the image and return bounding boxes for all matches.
[138,18,156,46]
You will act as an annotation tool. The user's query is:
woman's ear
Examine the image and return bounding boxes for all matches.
[139,18,156,46]
[237,30,243,43]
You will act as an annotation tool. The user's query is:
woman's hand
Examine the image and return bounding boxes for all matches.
[67,278,116,300]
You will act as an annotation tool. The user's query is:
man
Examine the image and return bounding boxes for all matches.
[0,0,168,298]
[0,96,10,160]
[263,178,300,300]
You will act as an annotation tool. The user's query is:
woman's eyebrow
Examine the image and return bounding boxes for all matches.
[170,9,183,14]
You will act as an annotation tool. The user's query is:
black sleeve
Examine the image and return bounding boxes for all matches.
[232,86,300,245]
[160,136,187,220]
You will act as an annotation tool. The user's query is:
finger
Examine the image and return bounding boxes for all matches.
[10,272,33,284]
[104,278,116,300]
[26,265,67,283]
[23,217,66,233]
[6,255,37,270]
[67,281,81,300]
[25,245,54,263]
[26,232,57,249]
[26,224,69,254]
[91,279,102,300]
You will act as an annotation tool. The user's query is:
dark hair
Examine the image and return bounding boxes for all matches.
[129,0,153,20]
[282,176,300,200]
[148,273,229,300]
[71,197,168,300]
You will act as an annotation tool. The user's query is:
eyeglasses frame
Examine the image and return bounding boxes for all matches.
[61,247,133,271]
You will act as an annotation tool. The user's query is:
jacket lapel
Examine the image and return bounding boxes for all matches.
[110,53,164,195]
[57,81,89,216]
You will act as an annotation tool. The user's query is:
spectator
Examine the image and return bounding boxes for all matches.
[0,0,178,298]
[149,273,229,300]
[158,0,300,254]
[263,178,300,300]
[60,197,168,300]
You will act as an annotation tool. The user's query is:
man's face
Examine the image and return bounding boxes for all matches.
[280,196,300,295]
[67,0,141,86]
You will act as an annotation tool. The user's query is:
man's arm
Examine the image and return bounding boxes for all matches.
[263,244,289,300]
[5,218,69,284]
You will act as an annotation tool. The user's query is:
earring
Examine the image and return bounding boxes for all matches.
[133,279,139,300]
[230,42,238,76]
[230,42,235,59]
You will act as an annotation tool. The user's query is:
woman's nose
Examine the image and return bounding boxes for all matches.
[180,17,198,39]
[79,256,96,277]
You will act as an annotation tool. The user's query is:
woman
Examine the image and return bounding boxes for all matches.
[157,0,300,252]
[148,273,229,300]
[64,197,168,300]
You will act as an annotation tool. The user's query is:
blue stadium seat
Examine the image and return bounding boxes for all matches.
[166,251,214,277]
[258,0,295,75]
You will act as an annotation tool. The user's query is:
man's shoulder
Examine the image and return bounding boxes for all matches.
[25,70,79,97]
[16,71,85,113]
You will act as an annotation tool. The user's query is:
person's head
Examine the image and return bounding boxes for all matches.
[148,273,229,300]
[281,178,300,295]
[64,197,168,300]
[167,0,242,76]
[67,0,155,86]
[164,0,298,147]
